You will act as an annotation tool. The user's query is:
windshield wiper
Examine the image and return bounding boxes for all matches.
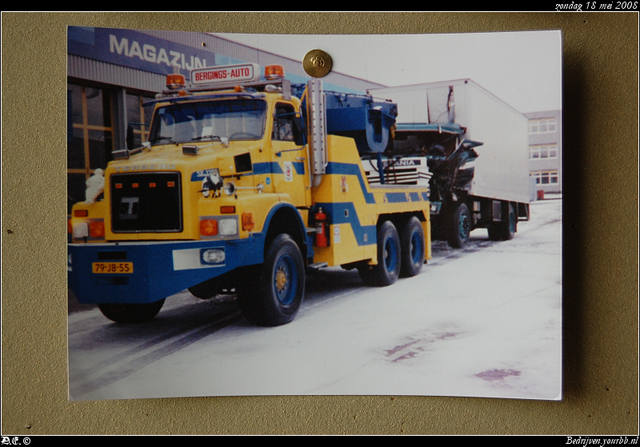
[151,135,178,145]
[191,134,222,142]
[191,135,230,147]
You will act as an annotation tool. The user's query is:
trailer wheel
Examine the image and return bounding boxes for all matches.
[98,299,165,324]
[448,203,471,248]
[358,220,401,287]
[489,203,516,241]
[237,233,305,326]
[400,217,425,278]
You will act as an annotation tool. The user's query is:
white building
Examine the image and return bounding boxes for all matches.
[525,110,562,195]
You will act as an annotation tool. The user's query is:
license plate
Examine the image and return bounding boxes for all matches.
[92,262,133,274]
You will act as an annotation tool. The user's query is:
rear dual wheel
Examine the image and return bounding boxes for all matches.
[399,217,426,278]
[359,218,424,287]
[488,203,516,241]
[358,220,401,287]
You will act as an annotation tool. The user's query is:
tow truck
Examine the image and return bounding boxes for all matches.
[68,62,432,326]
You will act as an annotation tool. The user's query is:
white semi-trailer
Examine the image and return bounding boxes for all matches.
[366,79,532,248]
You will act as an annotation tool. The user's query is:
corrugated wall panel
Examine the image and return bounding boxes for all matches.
[68,54,165,93]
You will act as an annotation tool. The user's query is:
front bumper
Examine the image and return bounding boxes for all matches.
[68,236,264,304]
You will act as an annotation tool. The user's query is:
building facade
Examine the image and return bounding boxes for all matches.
[525,110,562,195]
[67,27,385,213]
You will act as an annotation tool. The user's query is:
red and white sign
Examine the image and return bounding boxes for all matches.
[284,162,293,182]
[190,63,259,85]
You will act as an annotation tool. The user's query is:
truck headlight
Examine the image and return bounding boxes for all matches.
[201,248,225,265]
[218,218,238,236]
[223,181,236,196]
[72,222,89,239]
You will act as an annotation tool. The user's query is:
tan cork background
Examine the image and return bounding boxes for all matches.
[1,12,638,435]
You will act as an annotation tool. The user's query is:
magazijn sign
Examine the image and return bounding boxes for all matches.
[68,27,214,78]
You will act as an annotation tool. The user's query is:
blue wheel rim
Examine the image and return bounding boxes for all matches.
[273,254,298,306]
[384,237,398,273]
[458,212,470,240]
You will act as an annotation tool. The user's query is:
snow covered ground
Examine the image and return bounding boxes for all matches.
[68,198,562,401]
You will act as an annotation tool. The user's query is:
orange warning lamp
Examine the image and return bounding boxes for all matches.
[166,74,186,90]
[264,64,285,80]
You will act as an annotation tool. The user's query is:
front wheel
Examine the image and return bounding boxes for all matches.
[188,276,222,299]
[448,203,471,248]
[237,234,305,326]
[98,299,165,324]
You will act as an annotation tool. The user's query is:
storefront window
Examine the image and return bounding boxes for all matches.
[67,127,86,170]
[69,84,83,125]
[67,82,114,213]
[86,86,111,127]
[126,92,154,148]
[88,129,113,169]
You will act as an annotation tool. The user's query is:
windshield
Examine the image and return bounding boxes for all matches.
[148,99,267,145]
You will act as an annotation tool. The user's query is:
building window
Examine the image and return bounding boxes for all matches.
[529,118,557,134]
[126,91,154,148]
[530,144,558,159]
[67,82,114,212]
[531,170,559,185]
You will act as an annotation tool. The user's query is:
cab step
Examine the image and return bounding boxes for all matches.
[307,262,328,271]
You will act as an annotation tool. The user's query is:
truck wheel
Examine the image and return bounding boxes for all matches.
[448,203,471,248]
[98,299,165,324]
[188,276,221,299]
[400,217,425,278]
[237,234,305,326]
[489,203,516,241]
[358,220,401,287]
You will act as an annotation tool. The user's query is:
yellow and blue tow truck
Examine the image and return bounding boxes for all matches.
[68,63,432,326]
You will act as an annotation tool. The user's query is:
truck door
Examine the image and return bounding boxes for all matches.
[270,102,311,208]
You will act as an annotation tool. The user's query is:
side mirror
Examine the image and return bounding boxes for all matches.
[293,113,306,146]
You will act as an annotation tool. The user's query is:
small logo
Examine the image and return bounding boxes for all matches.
[119,197,139,219]
[284,162,293,182]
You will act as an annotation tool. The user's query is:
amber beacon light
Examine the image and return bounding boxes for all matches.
[264,64,285,80]
[166,74,186,89]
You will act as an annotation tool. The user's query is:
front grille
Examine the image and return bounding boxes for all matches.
[110,172,183,233]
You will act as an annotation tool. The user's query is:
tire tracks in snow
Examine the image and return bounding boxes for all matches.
[69,302,243,399]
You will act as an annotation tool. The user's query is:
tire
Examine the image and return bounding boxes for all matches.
[358,220,401,287]
[237,234,305,326]
[98,299,165,324]
[489,203,516,241]
[188,276,222,299]
[448,203,471,248]
[399,217,425,278]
